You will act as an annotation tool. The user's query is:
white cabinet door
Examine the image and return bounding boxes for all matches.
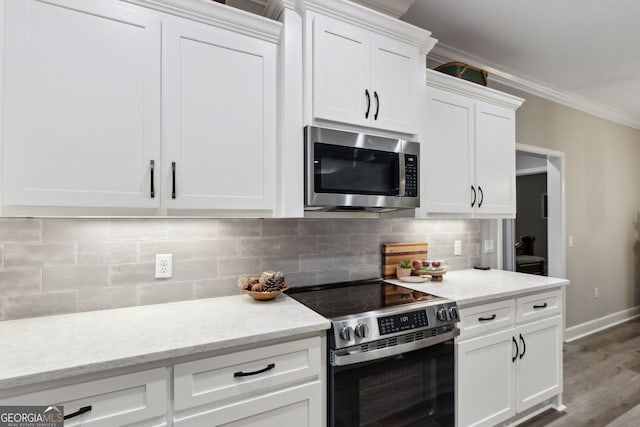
[0,368,168,427]
[163,18,276,212]
[457,328,516,427]
[369,34,419,134]
[516,315,563,412]
[312,14,370,128]
[3,0,161,210]
[423,88,474,214]
[174,381,323,427]
[474,102,516,215]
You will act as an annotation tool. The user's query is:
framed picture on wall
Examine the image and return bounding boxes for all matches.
[542,193,548,219]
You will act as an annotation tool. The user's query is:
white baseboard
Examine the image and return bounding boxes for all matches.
[565,306,640,342]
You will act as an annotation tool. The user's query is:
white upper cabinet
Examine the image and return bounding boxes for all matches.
[305,2,434,136]
[312,14,370,128]
[162,17,276,214]
[369,34,419,134]
[423,89,475,214]
[2,0,161,213]
[0,0,280,216]
[475,102,517,214]
[421,69,524,218]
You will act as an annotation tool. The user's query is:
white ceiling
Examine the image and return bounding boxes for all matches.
[401,0,640,129]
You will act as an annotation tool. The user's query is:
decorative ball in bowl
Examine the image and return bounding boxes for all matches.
[237,271,289,301]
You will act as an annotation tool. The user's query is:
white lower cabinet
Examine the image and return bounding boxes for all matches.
[0,368,168,427]
[173,336,324,427]
[174,381,322,427]
[0,335,325,427]
[456,289,563,426]
[516,316,563,411]
[457,328,516,427]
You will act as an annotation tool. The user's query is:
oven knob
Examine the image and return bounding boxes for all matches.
[354,324,369,338]
[437,308,450,321]
[339,326,354,341]
[449,307,459,320]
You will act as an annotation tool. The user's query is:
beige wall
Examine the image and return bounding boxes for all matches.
[495,82,640,328]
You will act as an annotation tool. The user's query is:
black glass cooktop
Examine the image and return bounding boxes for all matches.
[285,279,440,319]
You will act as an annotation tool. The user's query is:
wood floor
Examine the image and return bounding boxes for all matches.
[520,317,640,427]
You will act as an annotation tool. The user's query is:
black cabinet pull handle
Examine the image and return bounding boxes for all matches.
[234,363,275,377]
[478,186,484,207]
[512,336,519,363]
[478,314,496,321]
[519,333,526,359]
[64,405,92,420]
[150,160,155,199]
[471,185,476,207]
[171,162,176,199]
[365,90,371,119]
[374,91,379,120]
[533,303,548,309]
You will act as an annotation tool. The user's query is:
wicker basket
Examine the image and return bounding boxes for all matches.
[434,62,488,86]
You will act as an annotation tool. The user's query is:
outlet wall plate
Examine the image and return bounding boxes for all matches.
[155,254,173,279]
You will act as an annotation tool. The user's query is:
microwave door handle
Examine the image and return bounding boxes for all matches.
[397,153,405,196]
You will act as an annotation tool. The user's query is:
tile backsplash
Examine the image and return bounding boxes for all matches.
[0,218,482,320]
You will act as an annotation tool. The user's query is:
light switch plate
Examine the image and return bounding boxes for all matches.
[484,239,495,254]
[454,240,462,256]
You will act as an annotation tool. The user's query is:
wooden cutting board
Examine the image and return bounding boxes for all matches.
[382,242,428,279]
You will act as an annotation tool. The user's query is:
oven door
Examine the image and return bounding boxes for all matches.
[329,339,455,427]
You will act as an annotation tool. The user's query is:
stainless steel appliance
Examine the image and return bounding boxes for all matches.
[304,126,420,212]
[287,279,459,426]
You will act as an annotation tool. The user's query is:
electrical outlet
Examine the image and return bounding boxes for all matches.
[568,236,574,247]
[594,287,599,299]
[484,239,495,254]
[454,240,462,256]
[155,254,172,279]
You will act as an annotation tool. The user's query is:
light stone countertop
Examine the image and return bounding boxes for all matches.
[385,269,569,307]
[0,294,330,390]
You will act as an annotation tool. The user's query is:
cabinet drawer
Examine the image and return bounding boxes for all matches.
[174,381,323,427]
[174,336,322,411]
[459,299,516,339]
[517,290,562,323]
[0,368,168,426]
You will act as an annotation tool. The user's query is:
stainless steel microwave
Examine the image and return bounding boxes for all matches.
[304,126,420,212]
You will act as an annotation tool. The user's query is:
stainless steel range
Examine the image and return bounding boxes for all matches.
[287,279,459,427]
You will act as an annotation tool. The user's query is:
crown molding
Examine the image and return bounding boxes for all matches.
[349,0,415,18]
[429,43,640,130]
[300,0,433,50]
[122,0,282,43]
[427,69,524,110]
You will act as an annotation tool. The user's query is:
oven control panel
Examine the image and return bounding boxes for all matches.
[330,301,459,349]
[378,309,428,335]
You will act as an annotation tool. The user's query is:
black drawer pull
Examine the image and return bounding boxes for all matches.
[519,333,526,359]
[365,90,371,119]
[512,336,519,363]
[234,363,275,377]
[373,91,380,120]
[150,160,155,198]
[171,162,176,199]
[478,314,496,322]
[64,405,92,420]
[533,303,548,309]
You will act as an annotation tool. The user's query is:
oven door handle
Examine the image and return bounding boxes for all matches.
[331,328,460,366]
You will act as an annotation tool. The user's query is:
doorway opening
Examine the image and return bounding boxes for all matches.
[503,144,566,280]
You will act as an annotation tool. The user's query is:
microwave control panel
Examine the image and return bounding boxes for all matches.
[404,154,418,197]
